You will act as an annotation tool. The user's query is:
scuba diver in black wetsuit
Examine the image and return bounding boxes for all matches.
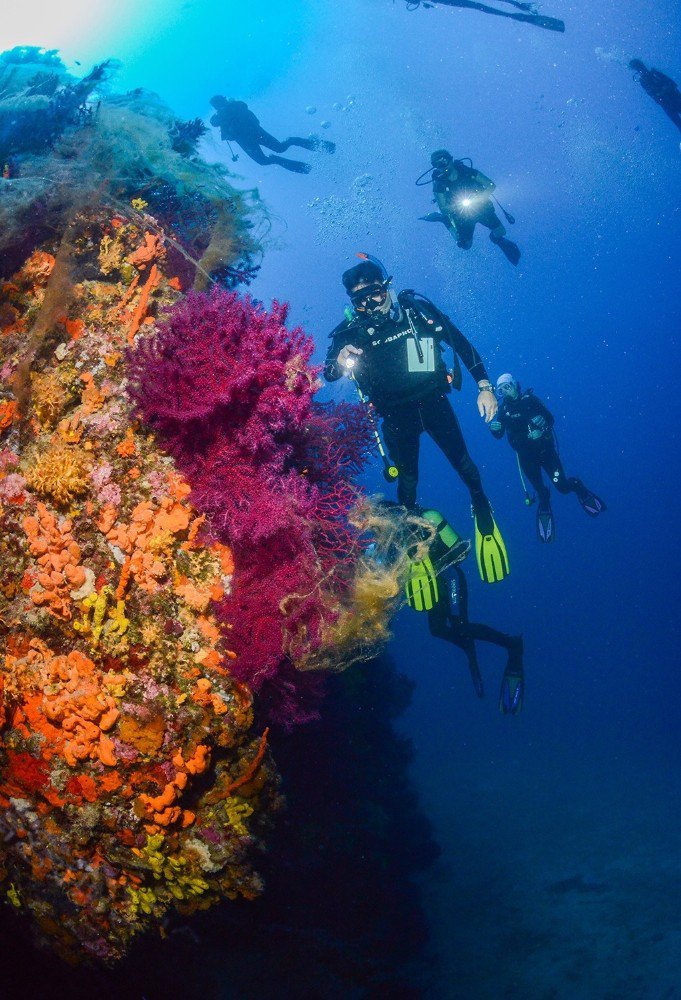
[629,60,681,135]
[489,373,606,543]
[402,508,523,713]
[419,150,521,266]
[209,96,335,173]
[324,255,509,584]
[405,0,565,33]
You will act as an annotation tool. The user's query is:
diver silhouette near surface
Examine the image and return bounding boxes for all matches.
[209,96,335,173]
[629,60,681,134]
[405,0,565,33]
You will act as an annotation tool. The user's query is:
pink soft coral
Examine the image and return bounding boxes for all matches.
[127,289,373,725]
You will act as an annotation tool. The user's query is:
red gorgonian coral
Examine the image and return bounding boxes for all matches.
[127,289,374,724]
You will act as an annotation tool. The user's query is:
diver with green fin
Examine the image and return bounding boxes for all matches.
[403,507,524,713]
[324,254,509,583]
[490,373,606,543]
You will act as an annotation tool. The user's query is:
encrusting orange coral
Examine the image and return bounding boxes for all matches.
[22,250,55,283]
[0,398,18,430]
[128,232,165,269]
[23,504,86,618]
[116,427,136,457]
[7,639,120,768]
[57,412,84,444]
[102,495,194,593]
[79,372,108,415]
[127,264,160,344]
[1,195,276,963]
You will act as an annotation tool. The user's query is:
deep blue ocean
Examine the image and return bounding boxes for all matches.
[4,0,681,995]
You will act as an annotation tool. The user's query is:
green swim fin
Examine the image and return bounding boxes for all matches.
[405,556,439,612]
[473,499,510,584]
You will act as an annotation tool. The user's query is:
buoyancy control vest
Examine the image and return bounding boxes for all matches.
[335,298,462,413]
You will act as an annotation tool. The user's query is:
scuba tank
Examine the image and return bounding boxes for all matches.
[420,508,462,549]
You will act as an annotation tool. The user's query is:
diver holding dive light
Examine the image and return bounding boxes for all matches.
[419,149,521,266]
[324,254,510,584]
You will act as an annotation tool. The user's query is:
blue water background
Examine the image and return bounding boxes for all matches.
[7,0,681,992]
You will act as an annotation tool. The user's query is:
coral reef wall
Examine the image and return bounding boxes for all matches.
[0,657,439,999]
[0,47,262,285]
[127,289,381,723]
[0,48,408,964]
[0,213,281,964]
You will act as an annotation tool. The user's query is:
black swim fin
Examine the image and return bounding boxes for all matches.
[419,212,448,225]
[469,662,484,699]
[308,135,336,154]
[502,9,565,31]
[536,501,554,543]
[282,160,313,174]
[495,236,521,266]
[578,489,607,518]
[529,13,565,32]
[427,1,564,32]
[499,637,524,716]
[461,638,484,699]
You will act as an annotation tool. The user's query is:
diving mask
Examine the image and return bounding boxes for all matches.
[350,282,390,313]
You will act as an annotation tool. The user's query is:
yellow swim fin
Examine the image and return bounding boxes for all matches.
[405,556,439,611]
[473,500,510,584]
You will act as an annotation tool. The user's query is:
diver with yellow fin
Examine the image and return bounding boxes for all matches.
[324,253,509,584]
[402,507,523,713]
[472,496,509,584]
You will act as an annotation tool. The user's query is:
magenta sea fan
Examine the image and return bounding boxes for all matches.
[127,289,373,724]
[128,289,314,436]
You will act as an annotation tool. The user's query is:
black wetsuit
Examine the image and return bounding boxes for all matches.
[324,296,489,509]
[491,388,588,505]
[433,163,503,245]
[426,532,520,696]
[429,162,520,265]
[633,65,681,132]
[209,98,323,173]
